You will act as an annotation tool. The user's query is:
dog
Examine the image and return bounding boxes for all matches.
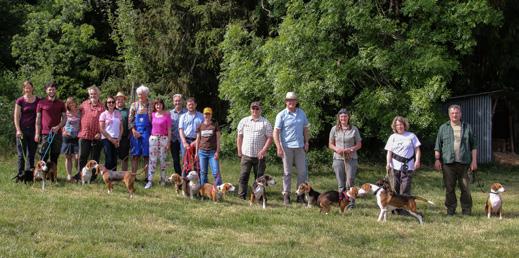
[33,160,48,191]
[96,164,139,198]
[485,183,505,219]
[80,160,98,185]
[317,187,358,214]
[167,173,184,195]
[358,180,434,224]
[43,161,57,183]
[184,171,200,199]
[249,175,276,209]
[295,182,321,208]
[199,183,236,202]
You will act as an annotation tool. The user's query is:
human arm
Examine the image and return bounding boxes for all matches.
[14,102,22,138]
[214,130,221,160]
[470,149,478,171]
[51,111,66,133]
[414,147,421,170]
[236,133,243,158]
[273,128,283,158]
[434,150,442,171]
[303,126,309,152]
[386,150,393,170]
[34,112,41,142]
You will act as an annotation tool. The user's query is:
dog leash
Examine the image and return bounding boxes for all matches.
[12,136,29,181]
[470,168,486,193]
[40,131,56,161]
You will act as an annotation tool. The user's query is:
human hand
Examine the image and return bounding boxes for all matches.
[16,130,22,138]
[304,142,309,152]
[258,149,267,160]
[434,160,442,171]
[276,148,284,158]
[414,160,421,170]
[470,161,477,172]
[34,134,40,143]
[214,151,219,160]
[132,130,141,139]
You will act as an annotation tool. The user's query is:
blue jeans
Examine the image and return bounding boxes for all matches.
[198,149,222,185]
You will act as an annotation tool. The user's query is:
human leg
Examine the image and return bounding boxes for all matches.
[238,155,253,199]
[332,159,346,193]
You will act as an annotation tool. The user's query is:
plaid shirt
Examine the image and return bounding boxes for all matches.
[237,116,273,157]
[78,100,105,140]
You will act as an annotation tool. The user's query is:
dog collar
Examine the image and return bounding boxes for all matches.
[373,187,382,195]
[489,191,500,195]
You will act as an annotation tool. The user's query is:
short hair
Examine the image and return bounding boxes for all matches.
[136,85,149,95]
[44,81,57,89]
[172,94,183,100]
[87,85,100,94]
[104,96,115,109]
[186,97,196,103]
[65,97,77,111]
[448,104,462,113]
[152,98,165,112]
[391,116,409,133]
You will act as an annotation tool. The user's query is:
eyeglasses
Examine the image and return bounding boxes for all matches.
[106,101,115,104]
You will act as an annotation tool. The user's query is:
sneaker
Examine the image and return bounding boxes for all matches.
[67,174,72,181]
[283,193,291,206]
[144,182,152,189]
[462,209,471,216]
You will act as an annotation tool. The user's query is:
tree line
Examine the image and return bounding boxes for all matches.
[1,0,517,158]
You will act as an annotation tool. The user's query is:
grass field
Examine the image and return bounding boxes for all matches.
[1,156,519,257]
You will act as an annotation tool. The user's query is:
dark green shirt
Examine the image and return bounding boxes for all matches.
[118,107,129,138]
[434,121,477,164]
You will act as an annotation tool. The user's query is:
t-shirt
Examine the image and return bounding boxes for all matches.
[197,121,219,151]
[99,110,122,139]
[452,123,462,162]
[151,112,172,136]
[63,111,80,137]
[16,96,39,129]
[384,131,421,171]
[36,97,66,135]
[117,107,129,138]
[329,125,362,160]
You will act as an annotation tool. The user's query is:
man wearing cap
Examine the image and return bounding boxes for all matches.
[236,101,273,200]
[116,91,130,171]
[74,85,104,181]
[169,94,187,175]
[35,82,66,167]
[273,92,310,205]
[178,97,204,158]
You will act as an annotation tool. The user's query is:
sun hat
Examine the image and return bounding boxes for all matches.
[115,91,127,100]
[285,92,297,100]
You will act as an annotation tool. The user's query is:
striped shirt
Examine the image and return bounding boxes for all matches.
[237,116,273,157]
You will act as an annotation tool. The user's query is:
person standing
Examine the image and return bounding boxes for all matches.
[169,94,187,175]
[273,92,310,205]
[384,116,421,195]
[328,108,362,207]
[236,101,273,200]
[196,107,222,186]
[99,96,123,171]
[35,82,66,167]
[116,91,130,171]
[74,85,104,181]
[178,97,204,158]
[61,97,81,181]
[434,105,477,216]
[13,80,39,180]
[129,85,152,178]
[145,98,172,189]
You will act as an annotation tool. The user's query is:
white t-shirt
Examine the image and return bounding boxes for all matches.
[99,110,122,139]
[384,131,421,171]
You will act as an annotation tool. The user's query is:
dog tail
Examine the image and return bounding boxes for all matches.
[414,196,435,205]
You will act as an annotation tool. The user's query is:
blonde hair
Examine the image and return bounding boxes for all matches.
[22,80,34,94]
[391,116,409,133]
[65,97,77,112]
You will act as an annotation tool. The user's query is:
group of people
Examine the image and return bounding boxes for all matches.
[14,81,478,215]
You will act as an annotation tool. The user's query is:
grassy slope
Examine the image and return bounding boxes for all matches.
[1,157,518,258]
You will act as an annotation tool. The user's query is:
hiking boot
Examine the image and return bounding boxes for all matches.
[144,181,152,189]
[283,193,291,206]
[447,209,456,216]
[462,209,472,216]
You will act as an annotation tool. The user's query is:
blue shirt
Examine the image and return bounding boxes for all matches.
[170,108,187,142]
[178,111,204,139]
[274,108,309,148]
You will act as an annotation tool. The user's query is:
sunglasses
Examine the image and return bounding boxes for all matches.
[106,101,115,104]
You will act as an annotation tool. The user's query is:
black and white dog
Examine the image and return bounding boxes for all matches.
[250,175,276,209]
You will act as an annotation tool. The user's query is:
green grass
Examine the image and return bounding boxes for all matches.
[1,156,519,257]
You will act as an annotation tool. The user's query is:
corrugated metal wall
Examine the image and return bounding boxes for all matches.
[445,95,492,163]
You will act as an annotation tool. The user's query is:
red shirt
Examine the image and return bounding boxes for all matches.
[78,99,105,140]
[36,97,66,135]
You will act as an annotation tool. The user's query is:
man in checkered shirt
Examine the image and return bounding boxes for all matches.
[236,101,273,200]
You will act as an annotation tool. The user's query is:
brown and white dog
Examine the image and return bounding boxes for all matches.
[485,183,505,219]
[80,160,98,185]
[199,182,236,202]
[96,164,139,198]
[185,171,201,199]
[295,182,321,208]
[167,173,184,195]
[249,175,276,209]
[33,160,48,191]
[317,187,358,214]
[43,161,57,183]
[358,180,434,224]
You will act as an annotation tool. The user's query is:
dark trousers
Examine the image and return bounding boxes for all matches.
[17,127,37,175]
[169,140,182,174]
[75,139,102,180]
[39,133,62,164]
[443,163,472,212]
[390,168,413,195]
[238,155,266,199]
[102,139,118,171]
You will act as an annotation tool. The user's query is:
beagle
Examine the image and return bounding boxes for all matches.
[185,171,200,199]
[96,164,141,198]
[317,187,358,214]
[485,183,505,219]
[249,175,276,209]
[295,182,321,208]
[33,160,48,191]
[167,173,183,195]
[80,160,98,185]
[199,183,236,202]
[358,180,434,224]
[44,161,57,183]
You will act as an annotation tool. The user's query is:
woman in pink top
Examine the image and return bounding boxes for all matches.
[99,96,123,171]
[145,98,172,189]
